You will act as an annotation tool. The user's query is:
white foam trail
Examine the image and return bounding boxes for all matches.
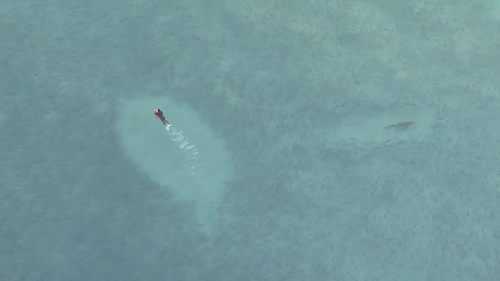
[168,127,203,175]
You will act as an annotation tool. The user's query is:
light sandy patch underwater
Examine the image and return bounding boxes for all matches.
[115,97,233,235]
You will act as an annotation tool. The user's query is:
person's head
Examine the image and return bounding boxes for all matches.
[154,109,159,114]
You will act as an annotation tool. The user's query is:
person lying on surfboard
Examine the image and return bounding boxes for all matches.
[154,109,172,128]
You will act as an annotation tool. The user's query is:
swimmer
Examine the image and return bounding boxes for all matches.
[154,108,172,129]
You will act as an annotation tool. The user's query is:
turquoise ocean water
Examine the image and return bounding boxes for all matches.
[2,1,500,280]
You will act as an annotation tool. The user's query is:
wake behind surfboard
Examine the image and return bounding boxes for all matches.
[154,109,202,175]
[165,125,203,175]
